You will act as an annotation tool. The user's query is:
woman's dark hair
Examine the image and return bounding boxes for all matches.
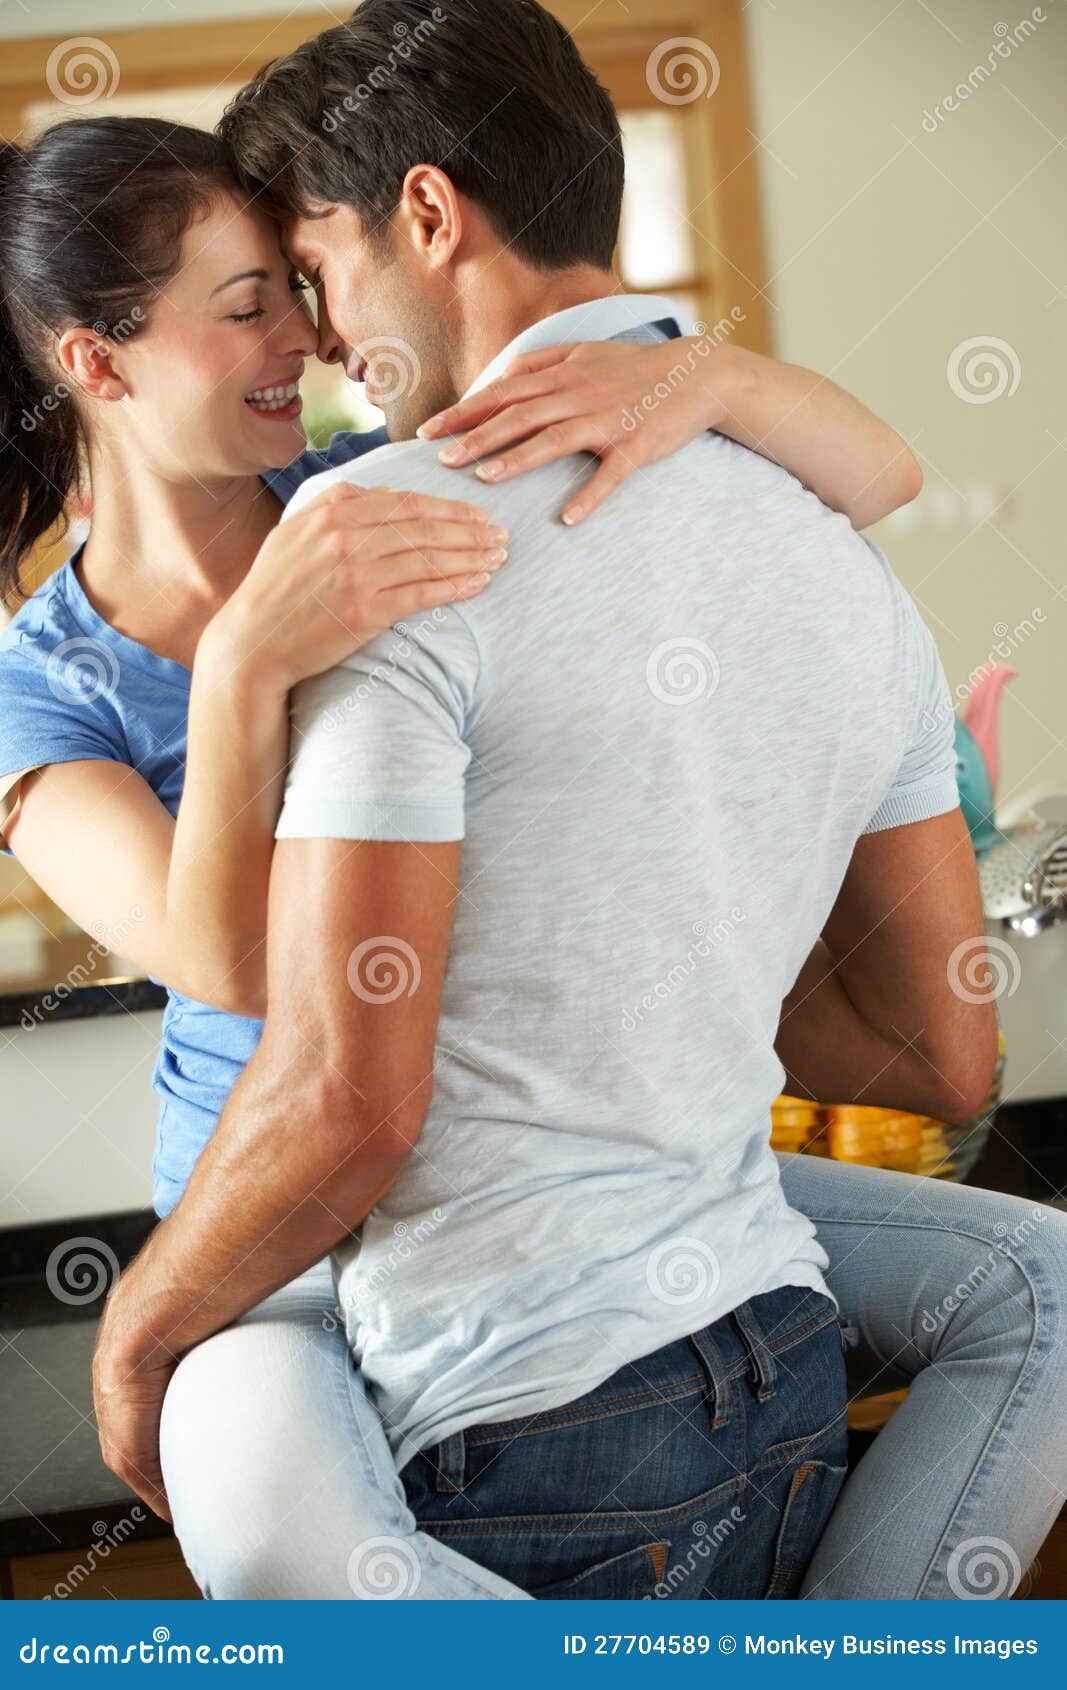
[0,117,239,602]
[219,0,624,271]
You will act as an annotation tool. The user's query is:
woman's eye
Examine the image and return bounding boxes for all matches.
[229,308,265,324]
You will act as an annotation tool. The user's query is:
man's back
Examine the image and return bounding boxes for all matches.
[280,348,956,1461]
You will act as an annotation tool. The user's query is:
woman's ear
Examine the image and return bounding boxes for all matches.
[56,326,127,403]
[397,164,462,269]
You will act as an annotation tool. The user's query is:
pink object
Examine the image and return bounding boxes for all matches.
[963,663,1015,793]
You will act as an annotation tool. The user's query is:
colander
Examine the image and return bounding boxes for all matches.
[979,821,1067,936]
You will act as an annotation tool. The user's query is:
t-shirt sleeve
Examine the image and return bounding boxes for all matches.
[0,648,127,846]
[863,599,960,834]
[276,606,480,843]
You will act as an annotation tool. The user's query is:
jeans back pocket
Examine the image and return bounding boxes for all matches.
[534,1540,670,1600]
[765,1459,847,1599]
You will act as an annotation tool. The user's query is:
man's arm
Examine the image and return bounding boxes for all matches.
[776,808,999,1123]
[93,835,459,1514]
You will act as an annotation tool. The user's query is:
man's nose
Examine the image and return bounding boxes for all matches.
[316,317,346,367]
[313,286,349,367]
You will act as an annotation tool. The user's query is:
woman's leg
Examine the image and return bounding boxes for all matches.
[159,1261,531,1600]
[777,1153,1067,1599]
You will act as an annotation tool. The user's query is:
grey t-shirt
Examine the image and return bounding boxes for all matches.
[277,294,959,1466]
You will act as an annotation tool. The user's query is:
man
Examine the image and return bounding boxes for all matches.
[93,0,995,1598]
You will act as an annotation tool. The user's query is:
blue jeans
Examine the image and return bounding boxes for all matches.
[161,1164,1067,1600]
[400,1286,847,1599]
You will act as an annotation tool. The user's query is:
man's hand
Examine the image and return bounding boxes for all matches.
[92,1272,179,1523]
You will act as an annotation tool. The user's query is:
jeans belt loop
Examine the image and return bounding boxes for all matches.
[432,1429,467,1493]
[732,1299,778,1401]
[687,1326,729,1431]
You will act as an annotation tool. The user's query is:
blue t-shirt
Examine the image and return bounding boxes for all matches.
[0,429,386,1216]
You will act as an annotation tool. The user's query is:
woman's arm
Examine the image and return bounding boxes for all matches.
[420,337,922,531]
[4,486,503,1017]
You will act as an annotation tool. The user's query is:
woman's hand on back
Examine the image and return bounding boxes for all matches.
[206,482,507,691]
[415,339,717,526]
[417,335,922,531]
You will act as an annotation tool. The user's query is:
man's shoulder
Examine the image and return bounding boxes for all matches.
[282,436,470,519]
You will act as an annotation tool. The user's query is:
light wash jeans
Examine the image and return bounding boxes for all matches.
[159,1156,1067,1600]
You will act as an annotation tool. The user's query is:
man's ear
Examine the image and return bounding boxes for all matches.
[56,327,128,403]
[396,164,462,270]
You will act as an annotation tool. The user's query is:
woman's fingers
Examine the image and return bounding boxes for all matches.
[503,345,574,377]
[368,546,508,591]
[378,571,494,621]
[416,368,561,441]
[436,397,572,468]
[347,487,492,526]
[367,517,508,558]
[462,419,597,488]
[559,450,631,526]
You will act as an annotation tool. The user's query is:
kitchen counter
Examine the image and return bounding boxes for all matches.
[0,976,166,1031]
[0,1209,163,1559]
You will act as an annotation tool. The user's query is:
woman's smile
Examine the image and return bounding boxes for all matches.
[243,378,303,422]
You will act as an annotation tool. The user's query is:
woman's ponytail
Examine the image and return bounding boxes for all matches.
[0,140,80,604]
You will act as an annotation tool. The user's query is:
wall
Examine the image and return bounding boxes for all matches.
[745,0,1066,812]
[2,1012,161,1226]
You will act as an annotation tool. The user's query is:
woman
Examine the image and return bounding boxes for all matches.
[0,118,1063,1601]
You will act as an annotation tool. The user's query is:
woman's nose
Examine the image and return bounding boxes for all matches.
[283,298,319,358]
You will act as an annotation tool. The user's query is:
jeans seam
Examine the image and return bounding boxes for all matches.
[463,1374,708,1443]
[916,1243,1044,1599]
[764,1305,839,1359]
[805,1211,1045,1601]
[418,1474,750,1538]
[750,1411,848,1476]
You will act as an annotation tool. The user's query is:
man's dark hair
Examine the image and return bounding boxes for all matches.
[218,0,624,271]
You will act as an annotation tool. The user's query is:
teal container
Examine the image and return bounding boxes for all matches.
[954,719,1003,857]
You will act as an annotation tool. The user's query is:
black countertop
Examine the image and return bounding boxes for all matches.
[0,1209,166,1558]
[0,976,166,1030]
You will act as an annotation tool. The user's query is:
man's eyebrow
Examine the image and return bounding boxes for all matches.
[209,268,269,297]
